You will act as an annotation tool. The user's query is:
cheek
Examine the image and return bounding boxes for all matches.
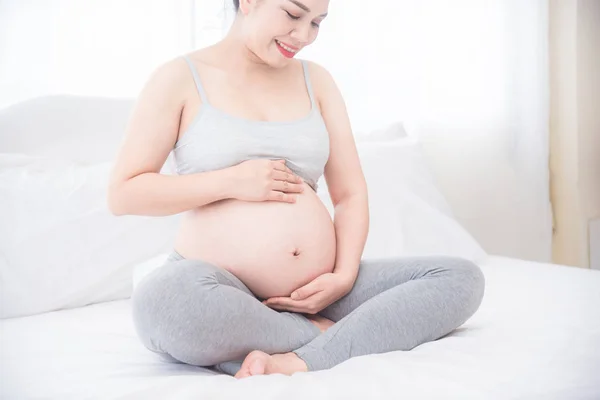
[243,27,267,53]
[308,29,319,45]
[251,20,279,46]
[240,23,254,45]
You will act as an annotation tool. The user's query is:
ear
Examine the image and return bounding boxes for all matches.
[238,0,258,15]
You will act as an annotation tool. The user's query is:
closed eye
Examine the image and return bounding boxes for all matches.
[285,10,300,20]
[285,10,321,28]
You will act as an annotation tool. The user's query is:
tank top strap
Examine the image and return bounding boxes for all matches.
[182,55,209,104]
[300,60,317,109]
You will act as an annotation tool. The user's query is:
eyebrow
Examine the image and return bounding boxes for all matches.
[287,0,328,17]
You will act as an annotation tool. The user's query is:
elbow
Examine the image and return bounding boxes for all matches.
[107,184,127,216]
[332,188,368,208]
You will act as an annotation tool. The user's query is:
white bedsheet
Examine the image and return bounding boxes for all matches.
[2,255,600,400]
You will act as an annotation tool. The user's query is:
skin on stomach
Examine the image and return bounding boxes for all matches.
[173,181,337,299]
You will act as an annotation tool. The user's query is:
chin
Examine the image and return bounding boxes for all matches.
[266,53,294,68]
[253,45,294,68]
[269,59,291,68]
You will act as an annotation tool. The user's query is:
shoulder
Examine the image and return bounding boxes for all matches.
[301,59,335,88]
[300,59,343,109]
[149,56,192,86]
[137,52,209,107]
[143,48,216,93]
[137,56,192,101]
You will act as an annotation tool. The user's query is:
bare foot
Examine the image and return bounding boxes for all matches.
[305,314,335,333]
[234,351,308,379]
[234,350,268,379]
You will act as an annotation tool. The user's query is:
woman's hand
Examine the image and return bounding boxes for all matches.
[228,159,305,203]
[262,273,354,314]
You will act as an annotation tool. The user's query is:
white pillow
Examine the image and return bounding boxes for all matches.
[354,120,408,142]
[132,252,172,291]
[0,154,180,319]
[0,95,135,164]
[316,135,487,262]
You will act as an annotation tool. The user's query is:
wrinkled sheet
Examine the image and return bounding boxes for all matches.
[2,255,600,400]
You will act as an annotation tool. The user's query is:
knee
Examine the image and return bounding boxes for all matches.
[130,261,222,363]
[132,260,218,315]
[445,257,486,314]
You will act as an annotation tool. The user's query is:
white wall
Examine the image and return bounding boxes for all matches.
[578,0,600,237]
[0,0,193,108]
[549,0,600,268]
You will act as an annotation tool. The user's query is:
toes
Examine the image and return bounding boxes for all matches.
[234,351,268,379]
[248,358,266,376]
[234,367,247,379]
[234,362,252,379]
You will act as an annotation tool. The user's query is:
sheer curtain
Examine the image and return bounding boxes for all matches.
[299,0,551,262]
[0,0,193,108]
[0,0,551,262]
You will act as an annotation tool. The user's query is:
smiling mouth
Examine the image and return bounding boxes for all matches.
[275,39,299,58]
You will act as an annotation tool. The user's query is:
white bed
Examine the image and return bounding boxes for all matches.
[1,96,599,399]
[2,254,600,400]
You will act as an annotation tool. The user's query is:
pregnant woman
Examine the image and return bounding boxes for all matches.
[108,0,485,379]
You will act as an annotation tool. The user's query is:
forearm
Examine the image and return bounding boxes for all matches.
[108,169,233,217]
[332,192,369,285]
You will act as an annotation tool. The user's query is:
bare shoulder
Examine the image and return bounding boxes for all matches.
[303,59,335,86]
[137,55,195,104]
[301,59,341,109]
[183,47,224,72]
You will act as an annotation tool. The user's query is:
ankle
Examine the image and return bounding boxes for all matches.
[287,352,308,372]
[307,314,335,333]
[308,318,325,333]
[271,352,308,374]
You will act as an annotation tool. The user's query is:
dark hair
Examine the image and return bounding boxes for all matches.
[233,0,239,10]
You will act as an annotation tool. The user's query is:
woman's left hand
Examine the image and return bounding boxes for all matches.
[262,273,354,314]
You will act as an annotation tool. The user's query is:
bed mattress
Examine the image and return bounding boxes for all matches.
[2,255,600,399]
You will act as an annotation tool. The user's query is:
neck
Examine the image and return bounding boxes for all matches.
[216,19,277,78]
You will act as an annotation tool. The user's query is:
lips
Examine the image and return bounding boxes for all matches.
[275,39,299,58]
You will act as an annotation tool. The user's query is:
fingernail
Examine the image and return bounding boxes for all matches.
[291,292,298,300]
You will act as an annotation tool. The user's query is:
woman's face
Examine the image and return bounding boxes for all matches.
[238,0,329,67]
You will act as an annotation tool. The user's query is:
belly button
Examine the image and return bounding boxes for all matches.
[292,249,301,257]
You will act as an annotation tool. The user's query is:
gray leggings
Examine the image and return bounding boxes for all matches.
[131,250,485,375]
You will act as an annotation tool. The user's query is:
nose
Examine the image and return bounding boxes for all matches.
[290,23,311,45]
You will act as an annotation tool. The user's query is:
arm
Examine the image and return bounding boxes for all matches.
[312,61,369,287]
[262,63,369,312]
[107,58,233,217]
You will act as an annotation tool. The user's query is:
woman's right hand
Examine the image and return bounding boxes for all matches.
[228,159,305,203]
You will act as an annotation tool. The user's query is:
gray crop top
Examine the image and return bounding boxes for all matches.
[172,55,330,192]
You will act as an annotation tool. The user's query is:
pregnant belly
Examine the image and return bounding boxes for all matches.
[173,181,337,299]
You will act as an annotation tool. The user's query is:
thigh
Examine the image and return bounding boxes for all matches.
[131,258,255,353]
[132,257,319,367]
[319,256,464,322]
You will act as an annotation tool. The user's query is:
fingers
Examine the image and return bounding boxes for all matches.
[266,190,297,203]
[269,305,303,312]
[272,179,304,194]
[271,160,295,175]
[272,169,302,184]
[266,160,304,203]
[291,285,322,300]
[262,298,308,313]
